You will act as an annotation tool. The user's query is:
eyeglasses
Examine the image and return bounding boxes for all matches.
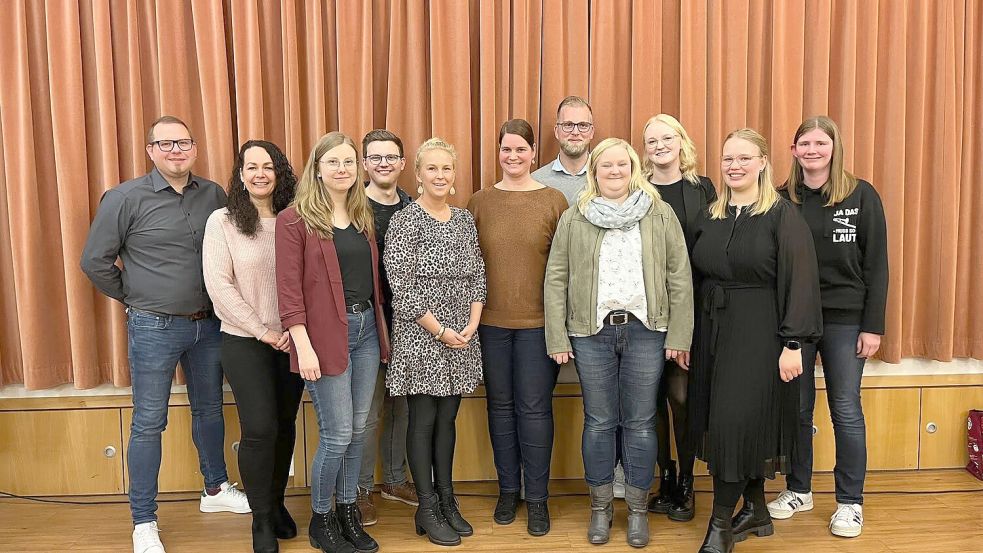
[645,135,678,148]
[365,154,403,166]
[557,121,594,134]
[720,155,763,167]
[319,158,357,171]
[151,139,195,152]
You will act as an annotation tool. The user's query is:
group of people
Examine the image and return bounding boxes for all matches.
[80,95,888,553]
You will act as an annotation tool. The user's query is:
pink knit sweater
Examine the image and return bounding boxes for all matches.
[203,208,281,339]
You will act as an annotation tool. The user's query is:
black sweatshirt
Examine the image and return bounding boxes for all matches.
[782,180,889,334]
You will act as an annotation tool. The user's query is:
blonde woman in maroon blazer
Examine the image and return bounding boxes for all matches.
[276,131,390,553]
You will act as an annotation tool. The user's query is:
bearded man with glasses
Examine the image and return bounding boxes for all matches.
[531,95,596,207]
[82,115,249,553]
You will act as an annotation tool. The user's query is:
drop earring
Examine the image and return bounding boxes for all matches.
[449,186,456,196]
[417,185,424,195]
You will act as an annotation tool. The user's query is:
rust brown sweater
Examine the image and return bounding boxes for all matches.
[467,185,569,328]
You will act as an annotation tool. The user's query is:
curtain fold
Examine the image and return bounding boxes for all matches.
[0,0,980,389]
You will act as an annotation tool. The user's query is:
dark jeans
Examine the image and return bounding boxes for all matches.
[221,333,304,515]
[359,362,410,489]
[406,394,462,496]
[478,325,559,502]
[787,323,867,505]
[571,319,665,490]
[125,308,228,525]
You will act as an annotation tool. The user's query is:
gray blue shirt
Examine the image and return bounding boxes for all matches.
[81,168,227,314]
[531,156,588,207]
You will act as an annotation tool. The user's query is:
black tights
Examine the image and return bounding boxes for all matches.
[656,361,694,474]
[712,476,766,511]
[406,394,462,496]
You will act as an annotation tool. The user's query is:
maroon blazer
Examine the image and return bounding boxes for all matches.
[275,206,390,376]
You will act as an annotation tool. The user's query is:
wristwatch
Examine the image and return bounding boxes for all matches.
[784,340,802,350]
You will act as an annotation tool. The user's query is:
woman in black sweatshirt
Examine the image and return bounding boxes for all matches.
[771,116,888,539]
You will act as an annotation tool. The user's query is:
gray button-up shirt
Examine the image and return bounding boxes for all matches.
[81,168,227,315]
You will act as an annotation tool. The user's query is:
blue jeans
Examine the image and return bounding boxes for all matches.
[306,309,380,513]
[479,325,559,502]
[571,318,665,490]
[787,323,867,505]
[126,308,228,525]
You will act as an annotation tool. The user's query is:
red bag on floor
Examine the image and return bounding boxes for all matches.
[967,409,983,481]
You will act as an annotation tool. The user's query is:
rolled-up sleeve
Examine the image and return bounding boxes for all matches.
[276,212,307,329]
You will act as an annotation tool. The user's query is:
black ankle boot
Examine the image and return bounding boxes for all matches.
[271,500,297,539]
[647,461,677,514]
[436,486,473,537]
[526,500,550,536]
[336,502,379,553]
[415,492,461,546]
[308,511,355,553]
[699,505,735,553]
[668,473,695,522]
[731,483,773,542]
[251,513,278,553]
[493,491,521,524]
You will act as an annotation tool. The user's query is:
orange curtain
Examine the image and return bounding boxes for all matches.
[0,0,980,389]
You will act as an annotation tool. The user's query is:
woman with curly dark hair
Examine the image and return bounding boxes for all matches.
[203,140,302,553]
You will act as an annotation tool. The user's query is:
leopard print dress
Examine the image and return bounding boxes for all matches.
[383,202,486,396]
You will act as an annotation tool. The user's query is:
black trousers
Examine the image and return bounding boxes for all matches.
[656,360,695,475]
[221,333,304,515]
[406,394,462,496]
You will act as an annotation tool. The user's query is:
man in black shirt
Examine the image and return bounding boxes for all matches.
[356,129,416,525]
[81,116,249,553]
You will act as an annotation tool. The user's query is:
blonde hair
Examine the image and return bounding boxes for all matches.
[414,137,458,173]
[709,128,779,220]
[641,114,700,185]
[577,138,660,213]
[292,132,375,240]
[783,116,858,206]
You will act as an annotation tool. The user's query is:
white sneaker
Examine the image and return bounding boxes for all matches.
[767,489,814,519]
[829,503,863,538]
[199,481,251,513]
[613,464,626,499]
[132,521,165,553]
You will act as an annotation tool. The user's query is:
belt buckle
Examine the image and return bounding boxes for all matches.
[608,311,629,326]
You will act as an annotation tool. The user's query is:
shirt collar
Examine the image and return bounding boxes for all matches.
[550,155,588,176]
[150,167,200,193]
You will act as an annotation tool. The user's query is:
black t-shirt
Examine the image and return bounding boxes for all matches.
[333,225,373,305]
[369,199,402,250]
[655,179,687,235]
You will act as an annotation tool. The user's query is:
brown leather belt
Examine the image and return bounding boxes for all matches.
[127,307,212,321]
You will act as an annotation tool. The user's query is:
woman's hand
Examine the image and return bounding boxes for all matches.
[666,349,690,370]
[856,332,881,359]
[297,345,321,381]
[778,346,803,382]
[440,328,470,349]
[260,330,290,352]
[460,322,478,342]
[550,351,574,365]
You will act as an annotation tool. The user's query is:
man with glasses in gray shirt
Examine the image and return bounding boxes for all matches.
[81,116,249,553]
[531,95,595,206]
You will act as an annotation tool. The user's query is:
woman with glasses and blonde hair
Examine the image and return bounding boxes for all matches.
[640,114,717,522]
[545,137,693,548]
[688,129,822,552]
[276,131,389,553]
[384,138,486,547]
[767,116,888,539]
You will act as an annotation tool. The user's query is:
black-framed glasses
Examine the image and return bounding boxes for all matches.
[720,155,763,167]
[365,154,403,166]
[557,121,593,134]
[150,139,195,152]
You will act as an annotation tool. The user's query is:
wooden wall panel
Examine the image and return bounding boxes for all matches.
[0,408,124,495]
[920,387,983,468]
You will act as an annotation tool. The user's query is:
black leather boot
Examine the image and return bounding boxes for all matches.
[493,491,521,524]
[336,502,379,553]
[526,500,550,536]
[308,511,355,553]
[436,486,473,537]
[415,492,461,546]
[731,482,774,542]
[251,512,278,553]
[668,473,695,522]
[698,505,735,553]
[647,460,677,514]
[271,499,297,539]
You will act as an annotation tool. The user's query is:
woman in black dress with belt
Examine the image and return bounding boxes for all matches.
[689,128,822,553]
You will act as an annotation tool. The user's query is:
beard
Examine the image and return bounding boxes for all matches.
[559,139,589,158]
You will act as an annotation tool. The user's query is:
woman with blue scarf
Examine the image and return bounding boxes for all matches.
[544,137,694,548]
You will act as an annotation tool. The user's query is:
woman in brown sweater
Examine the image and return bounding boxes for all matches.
[466,119,568,536]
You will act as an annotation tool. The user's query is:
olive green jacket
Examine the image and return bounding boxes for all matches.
[544,200,694,354]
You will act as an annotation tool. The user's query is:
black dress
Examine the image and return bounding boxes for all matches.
[688,199,822,482]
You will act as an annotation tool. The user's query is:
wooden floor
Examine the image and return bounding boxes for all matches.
[1,471,981,552]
